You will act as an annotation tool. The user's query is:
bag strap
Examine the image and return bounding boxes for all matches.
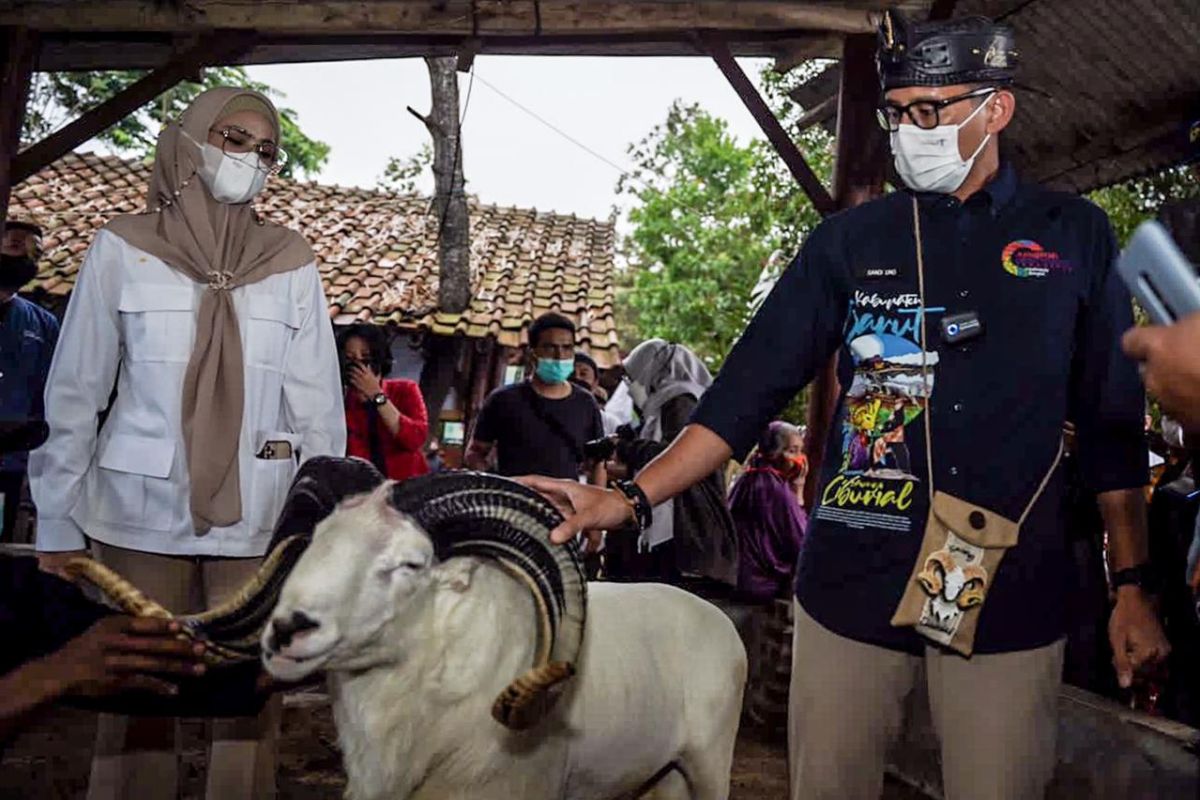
[911,196,1063,523]
[521,382,585,464]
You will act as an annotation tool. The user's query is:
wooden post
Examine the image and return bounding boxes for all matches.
[12,31,254,185]
[410,56,471,314]
[705,35,836,217]
[0,27,36,231]
[802,33,889,508]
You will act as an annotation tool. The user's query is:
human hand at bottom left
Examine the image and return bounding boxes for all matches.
[46,616,208,699]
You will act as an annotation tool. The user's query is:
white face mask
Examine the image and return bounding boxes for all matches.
[889,94,995,194]
[198,143,269,204]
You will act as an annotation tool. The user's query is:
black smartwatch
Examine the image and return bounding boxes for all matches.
[1111,563,1160,594]
[371,392,388,407]
[614,480,653,531]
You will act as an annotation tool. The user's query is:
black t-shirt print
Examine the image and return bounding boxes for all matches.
[471,382,604,479]
[693,162,1146,655]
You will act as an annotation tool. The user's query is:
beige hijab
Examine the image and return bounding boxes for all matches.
[106,87,314,533]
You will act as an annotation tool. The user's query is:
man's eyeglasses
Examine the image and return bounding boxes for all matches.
[209,125,288,174]
[876,87,997,132]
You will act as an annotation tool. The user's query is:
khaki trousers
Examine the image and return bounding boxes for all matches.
[788,601,1063,800]
[86,542,282,800]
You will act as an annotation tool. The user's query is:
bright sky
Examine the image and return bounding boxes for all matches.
[243,56,775,223]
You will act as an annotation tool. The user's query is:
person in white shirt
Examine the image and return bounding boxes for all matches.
[30,87,345,800]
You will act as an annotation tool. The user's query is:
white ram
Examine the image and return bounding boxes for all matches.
[262,481,746,800]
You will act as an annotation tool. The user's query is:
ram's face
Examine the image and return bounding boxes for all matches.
[262,483,435,681]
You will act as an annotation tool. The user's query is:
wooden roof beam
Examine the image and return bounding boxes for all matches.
[0,26,37,231]
[0,1,921,35]
[704,35,835,217]
[12,30,255,185]
[794,95,838,133]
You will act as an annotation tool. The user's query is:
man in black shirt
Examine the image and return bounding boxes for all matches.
[466,312,605,485]
[524,12,1168,800]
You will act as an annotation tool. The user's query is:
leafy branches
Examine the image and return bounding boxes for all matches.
[23,67,330,179]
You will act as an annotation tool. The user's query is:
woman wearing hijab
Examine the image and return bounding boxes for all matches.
[607,338,738,593]
[29,88,345,800]
[729,421,809,603]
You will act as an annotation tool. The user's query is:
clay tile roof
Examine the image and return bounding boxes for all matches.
[13,152,621,367]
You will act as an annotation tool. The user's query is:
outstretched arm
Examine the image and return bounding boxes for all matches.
[522,423,732,543]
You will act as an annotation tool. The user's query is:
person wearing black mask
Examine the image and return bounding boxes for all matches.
[0,219,57,543]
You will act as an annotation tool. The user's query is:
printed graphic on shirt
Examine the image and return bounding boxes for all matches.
[1001,240,1074,278]
[815,291,943,534]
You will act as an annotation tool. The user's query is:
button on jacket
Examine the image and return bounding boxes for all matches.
[31,229,346,557]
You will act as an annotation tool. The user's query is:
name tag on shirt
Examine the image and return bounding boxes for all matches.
[856,265,905,281]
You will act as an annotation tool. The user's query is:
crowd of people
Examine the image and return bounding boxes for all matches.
[1,8,1199,800]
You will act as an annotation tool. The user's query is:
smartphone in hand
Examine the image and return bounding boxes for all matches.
[1117,220,1200,325]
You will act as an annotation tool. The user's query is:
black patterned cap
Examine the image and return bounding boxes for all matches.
[877,10,1018,90]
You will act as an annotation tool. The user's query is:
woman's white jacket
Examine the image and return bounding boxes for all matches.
[31,229,346,557]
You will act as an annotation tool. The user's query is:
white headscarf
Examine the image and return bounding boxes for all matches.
[621,339,713,551]
[622,339,712,443]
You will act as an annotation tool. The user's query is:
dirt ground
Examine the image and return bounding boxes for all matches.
[1,690,923,799]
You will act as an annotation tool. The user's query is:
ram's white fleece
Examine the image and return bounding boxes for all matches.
[263,486,746,800]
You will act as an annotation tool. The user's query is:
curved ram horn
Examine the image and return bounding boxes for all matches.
[917,550,952,599]
[74,456,386,665]
[389,471,587,731]
[67,558,174,619]
[956,564,989,610]
[179,456,386,661]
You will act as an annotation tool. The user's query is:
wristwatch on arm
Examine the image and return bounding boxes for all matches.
[613,480,653,532]
[371,392,387,407]
[1110,563,1160,595]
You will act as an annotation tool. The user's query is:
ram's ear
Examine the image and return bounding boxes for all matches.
[433,558,477,593]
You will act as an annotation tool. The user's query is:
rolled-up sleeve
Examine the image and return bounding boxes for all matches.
[1069,207,1148,492]
[692,221,852,460]
[282,264,346,461]
[30,231,123,552]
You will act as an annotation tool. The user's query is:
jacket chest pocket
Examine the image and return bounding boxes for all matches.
[245,295,300,372]
[118,284,195,363]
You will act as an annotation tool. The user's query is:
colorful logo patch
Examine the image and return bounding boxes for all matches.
[1001,240,1073,278]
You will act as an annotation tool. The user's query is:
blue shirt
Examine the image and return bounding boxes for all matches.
[0,295,59,472]
[693,164,1146,654]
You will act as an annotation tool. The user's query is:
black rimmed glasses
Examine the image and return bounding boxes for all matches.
[876,87,997,132]
[209,124,288,174]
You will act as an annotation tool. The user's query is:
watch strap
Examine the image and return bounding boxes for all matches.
[614,480,653,531]
[372,392,388,407]
[1111,563,1160,594]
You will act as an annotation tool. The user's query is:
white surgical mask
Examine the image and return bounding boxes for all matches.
[198,143,268,204]
[890,94,995,194]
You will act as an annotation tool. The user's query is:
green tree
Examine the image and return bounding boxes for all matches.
[23,67,330,179]
[1089,165,1199,246]
[617,105,831,369]
[617,65,833,424]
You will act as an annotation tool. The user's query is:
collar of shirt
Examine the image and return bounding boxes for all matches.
[912,160,1019,218]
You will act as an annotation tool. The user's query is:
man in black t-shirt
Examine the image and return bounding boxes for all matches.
[523,13,1169,800]
[465,312,605,485]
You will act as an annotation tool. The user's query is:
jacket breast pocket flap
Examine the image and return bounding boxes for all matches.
[247,295,300,369]
[248,295,300,329]
[118,283,195,363]
[99,433,176,479]
[118,283,194,313]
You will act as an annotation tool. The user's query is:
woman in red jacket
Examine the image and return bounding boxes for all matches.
[337,323,429,481]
